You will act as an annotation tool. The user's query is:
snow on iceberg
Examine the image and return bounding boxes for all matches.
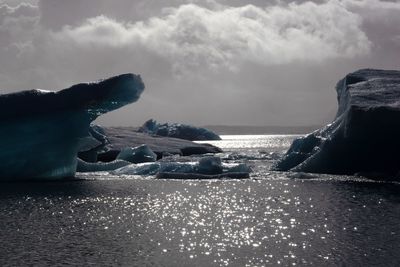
[273,69,400,179]
[138,119,221,141]
[0,73,144,180]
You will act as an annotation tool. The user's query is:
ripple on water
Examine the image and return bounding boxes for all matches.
[1,134,400,266]
[1,178,399,266]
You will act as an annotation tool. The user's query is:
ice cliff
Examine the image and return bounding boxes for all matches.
[0,74,144,180]
[139,119,221,141]
[273,69,400,179]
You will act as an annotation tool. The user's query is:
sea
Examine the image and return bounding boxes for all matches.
[1,135,400,266]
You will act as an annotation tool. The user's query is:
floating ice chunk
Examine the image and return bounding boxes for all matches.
[197,156,223,174]
[112,162,161,176]
[112,155,251,178]
[112,161,208,176]
[116,145,157,164]
[159,162,196,173]
[223,163,252,173]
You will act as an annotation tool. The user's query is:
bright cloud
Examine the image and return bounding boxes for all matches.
[52,1,371,72]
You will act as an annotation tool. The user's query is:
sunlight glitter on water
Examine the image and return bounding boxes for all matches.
[142,180,318,266]
[3,178,397,266]
[1,135,400,266]
[197,135,300,150]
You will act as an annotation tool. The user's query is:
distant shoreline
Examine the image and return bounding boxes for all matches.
[202,125,321,135]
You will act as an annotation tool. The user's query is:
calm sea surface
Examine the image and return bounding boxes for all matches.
[1,135,400,266]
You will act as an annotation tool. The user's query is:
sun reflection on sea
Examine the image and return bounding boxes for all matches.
[1,135,399,266]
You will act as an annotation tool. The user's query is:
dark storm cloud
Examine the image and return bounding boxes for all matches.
[0,0,399,126]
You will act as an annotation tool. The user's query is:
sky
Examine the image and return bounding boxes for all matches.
[0,0,399,126]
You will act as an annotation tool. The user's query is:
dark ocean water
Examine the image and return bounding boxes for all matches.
[1,135,400,266]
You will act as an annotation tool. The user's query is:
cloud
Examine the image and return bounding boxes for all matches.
[0,2,36,16]
[0,0,398,126]
[343,0,400,47]
[50,1,370,74]
[0,3,39,69]
[0,3,39,44]
[38,0,190,30]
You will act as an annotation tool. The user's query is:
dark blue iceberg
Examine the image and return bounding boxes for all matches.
[0,74,144,180]
[273,69,400,179]
[139,119,221,141]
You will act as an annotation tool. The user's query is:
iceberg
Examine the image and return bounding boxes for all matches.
[0,73,144,180]
[138,119,221,141]
[273,69,400,179]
